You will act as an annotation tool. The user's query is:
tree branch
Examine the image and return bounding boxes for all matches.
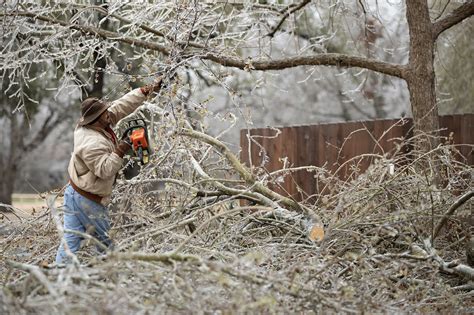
[179,128,321,217]
[69,68,91,96]
[432,190,474,241]
[22,112,57,152]
[267,0,311,38]
[5,11,171,56]
[432,2,474,40]
[67,3,206,49]
[204,53,407,79]
[7,11,407,79]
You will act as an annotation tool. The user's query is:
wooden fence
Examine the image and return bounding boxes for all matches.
[240,114,473,201]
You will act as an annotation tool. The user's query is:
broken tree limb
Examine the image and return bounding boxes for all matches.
[189,150,324,240]
[423,239,474,280]
[181,129,324,241]
[188,153,275,206]
[0,203,27,219]
[179,128,317,216]
[242,206,325,242]
[189,157,324,241]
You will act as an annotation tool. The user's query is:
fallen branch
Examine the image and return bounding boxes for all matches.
[432,190,474,241]
[423,239,474,280]
[187,151,324,241]
[109,251,201,264]
[7,260,58,297]
[180,128,316,216]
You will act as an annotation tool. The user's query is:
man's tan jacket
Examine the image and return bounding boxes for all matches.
[68,88,146,205]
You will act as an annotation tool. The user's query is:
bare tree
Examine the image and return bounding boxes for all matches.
[0,64,74,209]
[1,3,474,312]
[0,1,115,208]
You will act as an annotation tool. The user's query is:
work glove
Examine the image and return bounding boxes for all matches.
[140,76,163,96]
[114,140,132,158]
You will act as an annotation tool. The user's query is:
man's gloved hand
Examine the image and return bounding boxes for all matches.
[140,76,163,96]
[114,140,132,158]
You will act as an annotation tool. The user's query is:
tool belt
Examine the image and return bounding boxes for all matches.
[69,179,102,204]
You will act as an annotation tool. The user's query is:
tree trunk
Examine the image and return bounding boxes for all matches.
[405,0,440,152]
[0,117,18,211]
[0,167,16,212]
[0,112,23,212]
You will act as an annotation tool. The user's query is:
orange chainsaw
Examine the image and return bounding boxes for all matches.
[122,119,150,165]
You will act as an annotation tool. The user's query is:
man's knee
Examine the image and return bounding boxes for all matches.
[63,232,83,253]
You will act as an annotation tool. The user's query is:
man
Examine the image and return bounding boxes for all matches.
[55,79,162,264]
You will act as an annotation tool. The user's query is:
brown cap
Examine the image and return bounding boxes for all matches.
[78,98,111,126]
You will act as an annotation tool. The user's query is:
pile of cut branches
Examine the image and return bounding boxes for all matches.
[1,119,473,313]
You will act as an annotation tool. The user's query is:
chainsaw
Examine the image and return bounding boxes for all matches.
[122,119,150,165]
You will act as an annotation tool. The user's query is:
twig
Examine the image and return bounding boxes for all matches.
[266,0,311,38]
[109,251,201,265]
[173,206,272,253]
[432,190,474,241]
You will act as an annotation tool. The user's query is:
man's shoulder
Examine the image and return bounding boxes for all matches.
[75,127,110,147]
[75,126,100,138]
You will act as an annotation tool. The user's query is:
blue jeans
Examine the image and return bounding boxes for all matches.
[55,185,112,264]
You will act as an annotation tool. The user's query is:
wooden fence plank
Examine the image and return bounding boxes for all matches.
[240,114,473,201]
[460,114,474,165]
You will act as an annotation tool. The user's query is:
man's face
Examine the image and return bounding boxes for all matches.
[98,110,111,127]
